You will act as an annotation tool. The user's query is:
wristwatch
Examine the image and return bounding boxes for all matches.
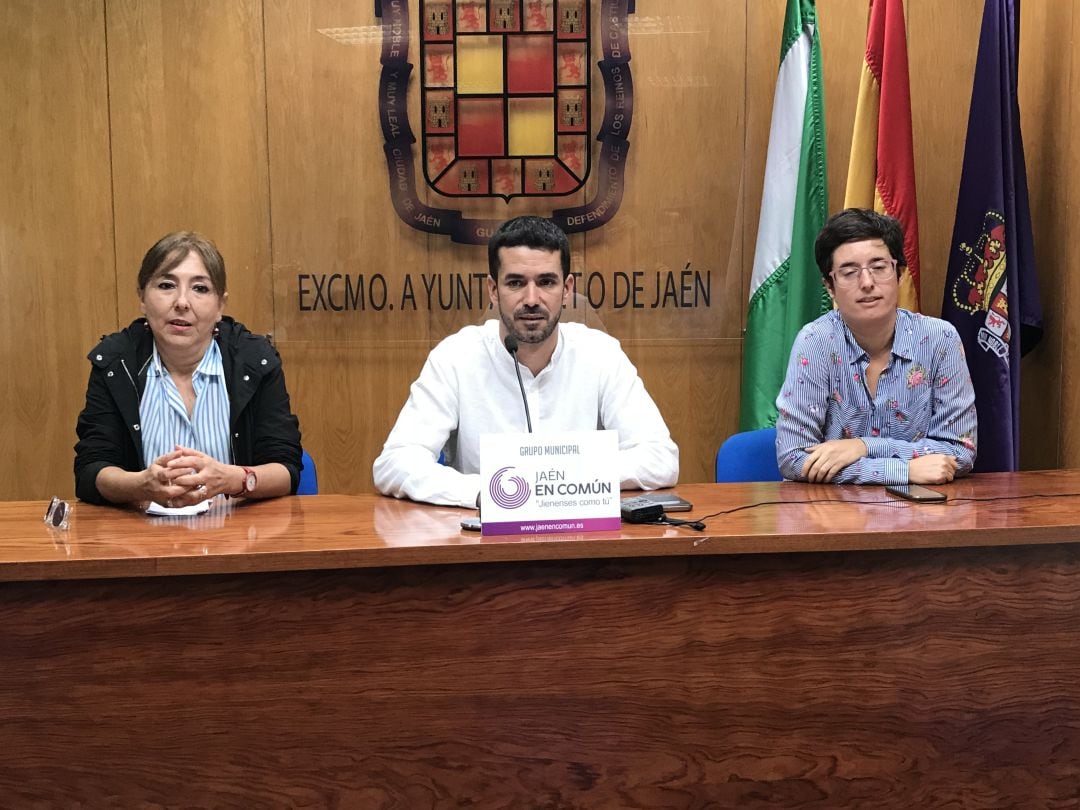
[238,466,258,497]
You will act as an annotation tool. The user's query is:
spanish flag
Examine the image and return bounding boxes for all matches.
[844,0,921,311]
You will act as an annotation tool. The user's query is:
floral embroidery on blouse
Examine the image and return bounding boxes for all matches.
[774,309,978,485]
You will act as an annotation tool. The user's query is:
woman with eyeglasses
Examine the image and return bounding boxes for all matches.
[75,232,302,507]
[774,208,977,485]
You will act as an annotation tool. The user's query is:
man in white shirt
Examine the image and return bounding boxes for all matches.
[373,216,679,507]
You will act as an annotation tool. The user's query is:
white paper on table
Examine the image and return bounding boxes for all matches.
[145,499,213,517]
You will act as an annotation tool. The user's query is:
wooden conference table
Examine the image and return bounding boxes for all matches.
[2,472,1080,807]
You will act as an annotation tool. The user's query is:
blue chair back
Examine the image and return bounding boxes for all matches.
[715,428,783,483]
[297,449,319,495]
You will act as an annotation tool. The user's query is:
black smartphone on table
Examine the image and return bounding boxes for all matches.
[886,484,947,503]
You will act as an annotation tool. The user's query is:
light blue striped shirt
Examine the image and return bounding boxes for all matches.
[140,340,232,468]
[775,309,978,485]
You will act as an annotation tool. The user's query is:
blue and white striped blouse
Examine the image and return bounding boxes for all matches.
[139,340,231,468]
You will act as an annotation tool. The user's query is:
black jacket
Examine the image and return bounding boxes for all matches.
[74,317,302,504]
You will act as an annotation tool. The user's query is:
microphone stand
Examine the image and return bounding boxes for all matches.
[503,335,533,433]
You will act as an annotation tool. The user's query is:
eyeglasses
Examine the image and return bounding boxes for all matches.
[44,496,71,530]
[831,259,897,287]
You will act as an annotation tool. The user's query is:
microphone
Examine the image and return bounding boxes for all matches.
[504,334,533,433]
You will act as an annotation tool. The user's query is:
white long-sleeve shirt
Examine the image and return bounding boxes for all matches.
[373,320,679,507]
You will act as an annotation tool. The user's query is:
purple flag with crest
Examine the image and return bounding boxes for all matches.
[941,0,1043,472]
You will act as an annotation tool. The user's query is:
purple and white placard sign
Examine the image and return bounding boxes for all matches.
[479,430,620,536]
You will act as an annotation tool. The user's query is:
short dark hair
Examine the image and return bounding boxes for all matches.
[487,216,570,281]
[814,209,906,286]
[137,232,227,296]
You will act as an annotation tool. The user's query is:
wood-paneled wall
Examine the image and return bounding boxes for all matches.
[0,1,115,501]
[1,1,1075,500]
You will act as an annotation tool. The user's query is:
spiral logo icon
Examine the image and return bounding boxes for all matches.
[489,466,530,509]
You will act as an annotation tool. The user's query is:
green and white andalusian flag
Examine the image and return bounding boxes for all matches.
[739,0,830,431]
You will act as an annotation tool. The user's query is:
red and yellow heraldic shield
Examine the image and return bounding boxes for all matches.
[377,1,635,244]
[421,0,590,199]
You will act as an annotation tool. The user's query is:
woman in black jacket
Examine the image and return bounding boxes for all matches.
[74,232,302,506]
